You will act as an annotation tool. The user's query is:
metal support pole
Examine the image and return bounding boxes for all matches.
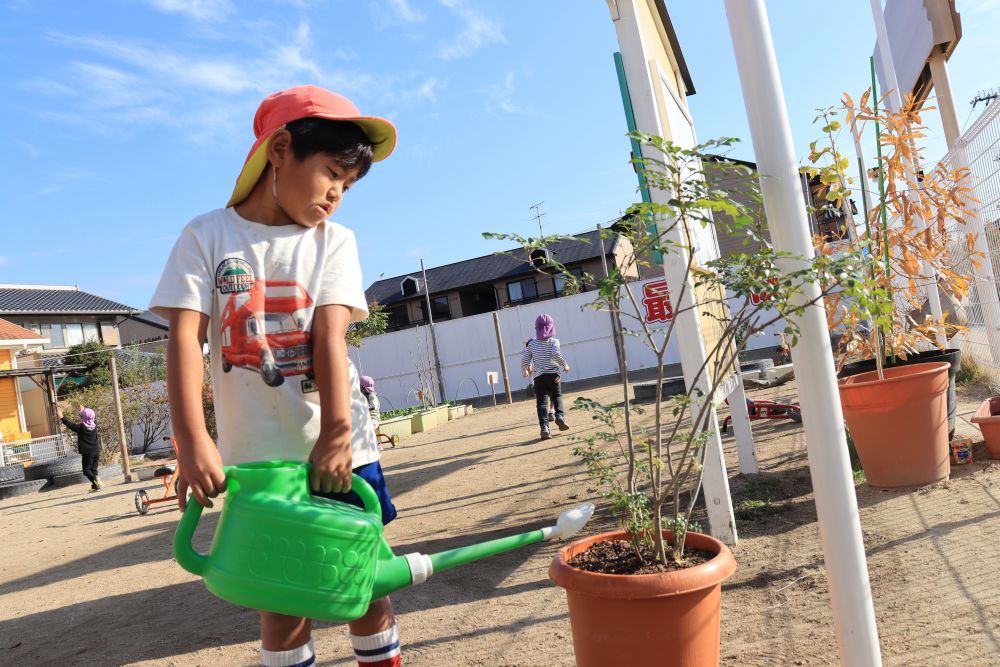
[870,0,946,348]
[109,355,135,482]
[724,2,883,664]
[928,50,1000,364]
[420,259,446,405]
[492,312,513,405]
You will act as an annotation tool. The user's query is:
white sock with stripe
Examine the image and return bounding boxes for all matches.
[350,623,401,665]
[260,638,315,667]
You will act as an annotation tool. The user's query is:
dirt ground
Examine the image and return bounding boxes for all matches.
[3,377,1000,666]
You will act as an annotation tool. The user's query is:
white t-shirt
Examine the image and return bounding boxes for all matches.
[150,207,380,468]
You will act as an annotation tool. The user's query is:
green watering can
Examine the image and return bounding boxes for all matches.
[174,460,593,622]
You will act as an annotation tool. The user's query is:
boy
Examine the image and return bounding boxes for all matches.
[151,85,401,667]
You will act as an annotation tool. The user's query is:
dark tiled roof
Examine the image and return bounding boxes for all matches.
[0,287,139,315]
[365,230,616,306]
[129,310,169,329]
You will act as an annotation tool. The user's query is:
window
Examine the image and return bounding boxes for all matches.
[64,323,84,347]
[431,296,450,320]
[507,278,538,303]
[555,267,585,294]
[82,322,100,342]
[420,295,451,322]
[40,323,64,349]
[389,305,409,329]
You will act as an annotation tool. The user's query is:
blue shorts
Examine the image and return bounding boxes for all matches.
[313,460,397,526]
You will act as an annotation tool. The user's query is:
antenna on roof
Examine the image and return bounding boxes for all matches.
[530,201,546,237]
[971,88,1000,111]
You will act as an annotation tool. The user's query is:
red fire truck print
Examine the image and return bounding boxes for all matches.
[219,280,313,387]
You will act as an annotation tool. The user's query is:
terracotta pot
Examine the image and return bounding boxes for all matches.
[549,530,736,667]
[840,348,961,439]
[838,361,950,489]
[971,397,1000,459]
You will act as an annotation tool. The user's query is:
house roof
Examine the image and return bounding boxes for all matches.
[0,284,139,316]
[126,310,169,330]
[0,317,46,346]
[365,229,618,306]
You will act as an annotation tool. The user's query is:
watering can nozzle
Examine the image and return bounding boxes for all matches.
[542,501,595,541]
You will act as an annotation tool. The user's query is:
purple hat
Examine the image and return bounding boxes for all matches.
[360,375,376,394]
[535,314,555,340]
[79,407,96,430]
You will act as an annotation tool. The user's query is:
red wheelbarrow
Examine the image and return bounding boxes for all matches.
[721,398,801,432]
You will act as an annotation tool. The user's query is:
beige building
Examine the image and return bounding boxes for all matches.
[0,284,140,437]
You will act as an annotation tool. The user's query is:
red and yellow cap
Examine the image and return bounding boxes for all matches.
[226,85,397,207]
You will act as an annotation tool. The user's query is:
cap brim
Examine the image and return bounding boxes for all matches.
[226,116,397,208]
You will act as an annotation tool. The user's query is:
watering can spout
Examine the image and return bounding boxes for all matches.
[370,502,595,600]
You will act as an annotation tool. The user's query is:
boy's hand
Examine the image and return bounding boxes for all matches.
[309,429,353,494]
[564,365,570,373]
[176,433,226,510]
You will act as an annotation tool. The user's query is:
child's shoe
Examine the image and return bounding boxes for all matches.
[556,418,570,431]
[540,429,551,440]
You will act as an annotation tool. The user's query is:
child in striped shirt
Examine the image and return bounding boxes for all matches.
[521,314,570,440]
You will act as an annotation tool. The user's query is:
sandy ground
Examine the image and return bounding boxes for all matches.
[3,378,1000,666]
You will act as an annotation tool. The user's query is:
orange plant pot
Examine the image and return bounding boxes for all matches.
[971,397,1000,459]
[549,530,736,667]
[838,361,950,489]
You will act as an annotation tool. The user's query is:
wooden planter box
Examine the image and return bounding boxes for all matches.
[465,405,474,416]
[434,405,450,422]
[378,415,412,439]
[448,405,465,421]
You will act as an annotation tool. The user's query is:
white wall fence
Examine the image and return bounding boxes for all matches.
[941,98,1000,388]
[354,277,785,411]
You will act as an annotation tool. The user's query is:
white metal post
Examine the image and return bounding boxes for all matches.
[870,0,947,348]
[727,378,758,474]
[723,1,883,665]
[928,51,1000,365]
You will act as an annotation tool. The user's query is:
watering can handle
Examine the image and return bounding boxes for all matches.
[311,471,382,520]
[173,465,237,576]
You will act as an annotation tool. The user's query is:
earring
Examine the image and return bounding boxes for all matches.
[271,168,278,202]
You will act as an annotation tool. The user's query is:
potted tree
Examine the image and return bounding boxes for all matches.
[808,92,979,487]
[486,134,869,665]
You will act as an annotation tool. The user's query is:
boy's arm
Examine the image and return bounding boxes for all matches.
[167,308,225,510]
[310,304,354,494]
[521,344,532,377]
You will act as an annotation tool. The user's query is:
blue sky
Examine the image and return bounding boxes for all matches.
[2,0,999,310]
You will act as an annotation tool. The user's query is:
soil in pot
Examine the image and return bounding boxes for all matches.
[568,538,715,575]
[550,530,736,667]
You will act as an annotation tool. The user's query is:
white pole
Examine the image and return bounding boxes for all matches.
[869,0,947,347]
[928,51,1000,365]
[723,2,883,665]
[728,378,758,474]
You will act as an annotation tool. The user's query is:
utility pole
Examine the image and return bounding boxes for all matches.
[530,201,546,237]
[109,355,135,482]
[420,259,446,405]
[492,312,513,405]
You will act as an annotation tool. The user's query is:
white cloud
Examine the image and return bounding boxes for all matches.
[485,71,532,115]
[388,0,423,23]
[436,0,503,60]
[145,0,233,22]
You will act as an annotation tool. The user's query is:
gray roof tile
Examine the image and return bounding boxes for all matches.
[365,230,616,306]
[0,287,139,315]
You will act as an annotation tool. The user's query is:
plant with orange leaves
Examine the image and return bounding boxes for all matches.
[804,89,981,379]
